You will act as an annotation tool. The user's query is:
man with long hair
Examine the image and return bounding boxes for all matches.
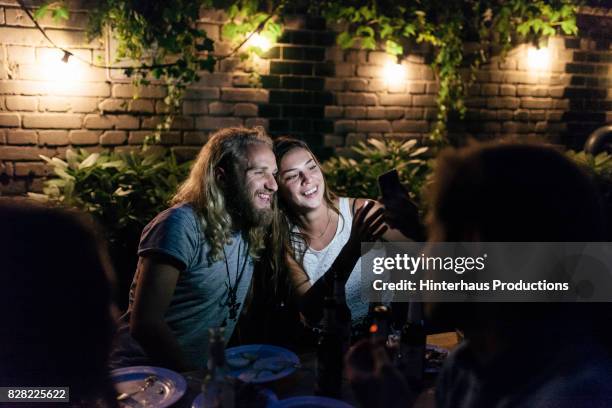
[112,127,278,371]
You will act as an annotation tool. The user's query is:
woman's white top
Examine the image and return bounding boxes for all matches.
[292,197,369,324]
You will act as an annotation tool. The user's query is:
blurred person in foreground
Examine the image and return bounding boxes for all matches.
[428,141,612,407]
[111,127,278,371]
[0,199,118,407]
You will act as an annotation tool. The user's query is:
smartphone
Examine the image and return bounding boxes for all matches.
[378,169,404,202]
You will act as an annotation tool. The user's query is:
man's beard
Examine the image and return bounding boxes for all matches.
[225,180,273,229]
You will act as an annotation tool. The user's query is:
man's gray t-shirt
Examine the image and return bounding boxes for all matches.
[116,203,253,369]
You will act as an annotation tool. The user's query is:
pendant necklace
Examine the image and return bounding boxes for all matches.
[220,240,249,327]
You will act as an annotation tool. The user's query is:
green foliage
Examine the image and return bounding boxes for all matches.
[322,138,431,202]
[30,147,191,249]
[318,0,581,144]
[221,0,285,84]
[222,0,284,55]
[34,1,70,22]
[32,0,583,146]
[35,0,217,143]
[90,0,217,140]
[566,150,612,183]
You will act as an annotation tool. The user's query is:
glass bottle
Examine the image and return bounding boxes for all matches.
[369,305,391,342]
[333,271,352,349]
[315,296,345,398]
[202,327,235,408]
[398,302,426,387]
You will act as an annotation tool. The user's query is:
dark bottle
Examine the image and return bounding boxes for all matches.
[315,295,344,398]
[398,302,426,387]
[369,305,391,342]
[333,271,352,349]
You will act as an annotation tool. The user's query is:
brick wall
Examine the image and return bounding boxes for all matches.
[0,2,610,194]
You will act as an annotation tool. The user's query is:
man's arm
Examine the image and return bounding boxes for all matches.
[129,255,196,372]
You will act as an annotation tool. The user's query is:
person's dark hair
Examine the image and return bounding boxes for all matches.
[0,199,117,407]
[426,141,606,334]
[428,141,604,242]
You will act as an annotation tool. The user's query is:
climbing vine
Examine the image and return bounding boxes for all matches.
[317,0,581,143]
[33,0,586,143]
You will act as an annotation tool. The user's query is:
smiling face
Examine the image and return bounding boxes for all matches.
[278,147,325,212]
[227,143,278,227]
[242,143,278,210]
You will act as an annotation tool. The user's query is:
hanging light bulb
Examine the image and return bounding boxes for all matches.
[61,50,72,64]
[44,48,81,87]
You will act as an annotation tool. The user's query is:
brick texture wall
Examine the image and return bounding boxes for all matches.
[0,2,610,195]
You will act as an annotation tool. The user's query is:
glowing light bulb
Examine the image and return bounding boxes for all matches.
[40,48,84,94]
[246,33,272,52]
[48,54,79,82]
[527,47,551,71]
[383,61,406,87]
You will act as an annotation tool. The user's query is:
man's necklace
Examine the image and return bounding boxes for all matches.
[221,240,249,326]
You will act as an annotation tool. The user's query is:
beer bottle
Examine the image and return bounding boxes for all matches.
[369,305,391,342]
[398,302,426,387]
[333,271,352,349]
[315,295,344,398]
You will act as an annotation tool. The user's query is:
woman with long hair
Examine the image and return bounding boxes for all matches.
[272,137,417,326]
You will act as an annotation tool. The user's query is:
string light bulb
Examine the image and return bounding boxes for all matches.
[61,50,72,64]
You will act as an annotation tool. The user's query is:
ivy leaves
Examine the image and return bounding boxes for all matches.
[34,1,69,22]
[87,0,218,140]
[222,0,283,49]
[319,0,581,144]
[32,0,582,146]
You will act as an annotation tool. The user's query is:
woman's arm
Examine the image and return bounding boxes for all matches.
[129,255,196,372]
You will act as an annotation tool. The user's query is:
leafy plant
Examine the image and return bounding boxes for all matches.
[32,0,585,144]
[317,0,581,144]
[322,138,431,202]
[30,147,191,249]
[34,1,69,22]
[566,150,612,181]
[28,146,192,308]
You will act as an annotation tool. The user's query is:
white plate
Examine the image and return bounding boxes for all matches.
[111,365,187,407]
[191,388,277,408]
[225,344,300,384]
[274,396,354,408]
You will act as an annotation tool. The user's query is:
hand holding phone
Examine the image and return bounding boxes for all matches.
[377,169,424,241]
[378,169,406,205]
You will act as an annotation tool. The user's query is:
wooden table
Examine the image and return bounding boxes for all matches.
[426,331,460,351]
[175,332,460,407]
